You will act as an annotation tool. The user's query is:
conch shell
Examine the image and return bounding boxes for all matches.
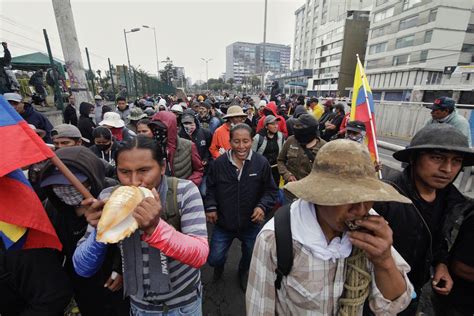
[96,186,153,243]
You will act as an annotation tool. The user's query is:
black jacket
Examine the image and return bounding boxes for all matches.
[205,151,278,232]
[78,103,96,146]
[0,47,12,94]
[373,168,467,292]
[39,146,125,315]
[21,103,54,143]
[63,103,78,126]
[179,114,212,166]
[0,248,72,316]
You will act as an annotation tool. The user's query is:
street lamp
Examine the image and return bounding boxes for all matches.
[142,25,160,80]
[201,58,212,91]
[124,27,140,97]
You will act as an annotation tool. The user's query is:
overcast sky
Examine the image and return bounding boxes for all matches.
[0,0,302,83]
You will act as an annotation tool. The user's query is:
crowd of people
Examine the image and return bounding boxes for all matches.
[1,88,473,316]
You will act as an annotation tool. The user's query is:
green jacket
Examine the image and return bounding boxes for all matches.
[277,135,326,182]
[425,110,471,146]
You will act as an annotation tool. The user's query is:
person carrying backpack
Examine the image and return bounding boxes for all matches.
[252,115,285,185]
[73,136,209,315]
[246,140,415,315]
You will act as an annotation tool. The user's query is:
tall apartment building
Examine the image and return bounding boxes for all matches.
[364,0,474,103]
[225,42,291,84]
[292,0,373,97]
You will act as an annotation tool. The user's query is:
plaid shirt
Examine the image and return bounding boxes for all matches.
[246,230,414,315]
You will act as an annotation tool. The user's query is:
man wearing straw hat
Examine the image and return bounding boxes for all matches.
[209,105,248,159]
[246,139,414,315]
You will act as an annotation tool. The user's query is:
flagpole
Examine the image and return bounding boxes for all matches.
[50,156,94,199]
[356,54,382,179]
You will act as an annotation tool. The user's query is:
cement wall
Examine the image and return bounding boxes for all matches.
[374,101,472,140]
[43,110,64,127]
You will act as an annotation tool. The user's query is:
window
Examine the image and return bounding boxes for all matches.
[393,54,410,66]
[395,34,415,49]
[424,30,433,43]
[332,40,343,48]
[330,53,341,61]
[428,9,437,22]
[374,7,394,22]
[369,42,388,54]
[467,24,474,33]
[402,0,422,11]
[419,50,428,62]
[366,58,386,69]
[462,44,474,53]
[399,16,418,31]
[371,25,390,38]
[376,0,389,5]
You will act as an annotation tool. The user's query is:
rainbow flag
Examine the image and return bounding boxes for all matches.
[0,96,61,251]
[350,56,378,162]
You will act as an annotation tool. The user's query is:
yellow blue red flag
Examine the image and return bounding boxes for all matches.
[350,56,378,162]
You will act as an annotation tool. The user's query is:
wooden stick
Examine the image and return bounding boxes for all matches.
[50,155,93,199]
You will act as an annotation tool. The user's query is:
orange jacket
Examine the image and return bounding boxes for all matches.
[209,123,231,159]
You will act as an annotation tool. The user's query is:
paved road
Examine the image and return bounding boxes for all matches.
[201,224,246,316]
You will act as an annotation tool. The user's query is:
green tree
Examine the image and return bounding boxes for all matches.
[227,78,235,90]
[159,57,174,86]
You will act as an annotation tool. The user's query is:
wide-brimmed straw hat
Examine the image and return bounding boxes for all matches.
[285,139,411,206]
[99,112,125,128]
[393,124,474,166]
[223,105,247,119]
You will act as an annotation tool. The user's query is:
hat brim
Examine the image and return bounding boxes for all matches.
[284,171,412,206]
[223,113,247,119]
[128,114,147,120]
[40,172,88,187]
[99,120,125,128]
[393,145,474,166]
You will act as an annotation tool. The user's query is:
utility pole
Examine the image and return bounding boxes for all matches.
[108,58,116,96]
[123,28,140,99]
[261,0,268,91]
[201,58,212,91]
[43,29,63,110]
[133,67,139,98]
[85,47,95,95]
[142,25,159,80]
[123,64,129,99]
[52,0,92,106]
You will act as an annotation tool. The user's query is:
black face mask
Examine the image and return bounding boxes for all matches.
[294,127,317,145]
[96,143,111,152]
[263,109,273,116]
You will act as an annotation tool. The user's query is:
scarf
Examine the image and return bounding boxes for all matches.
[122,176,171,299]
[263,199,352,262]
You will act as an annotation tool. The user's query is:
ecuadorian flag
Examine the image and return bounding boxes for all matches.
[350,57,377,162]
[0,96,61,251]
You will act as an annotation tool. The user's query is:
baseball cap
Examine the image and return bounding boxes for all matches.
[264,115,280,125]
[51,124,90,143]
[181,115,195,124]
[3,93,23,103]
[346,120,366,133]
[428,96,455,111]
[40,166,88,187]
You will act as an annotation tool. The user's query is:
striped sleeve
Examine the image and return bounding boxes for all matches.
[143,180,209,268]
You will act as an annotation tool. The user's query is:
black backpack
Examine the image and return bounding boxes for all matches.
[274,203,294,290]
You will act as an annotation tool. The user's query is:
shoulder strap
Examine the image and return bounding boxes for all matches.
[164,177,181,231]
[274,203,293,290]
[257,134,264,150]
